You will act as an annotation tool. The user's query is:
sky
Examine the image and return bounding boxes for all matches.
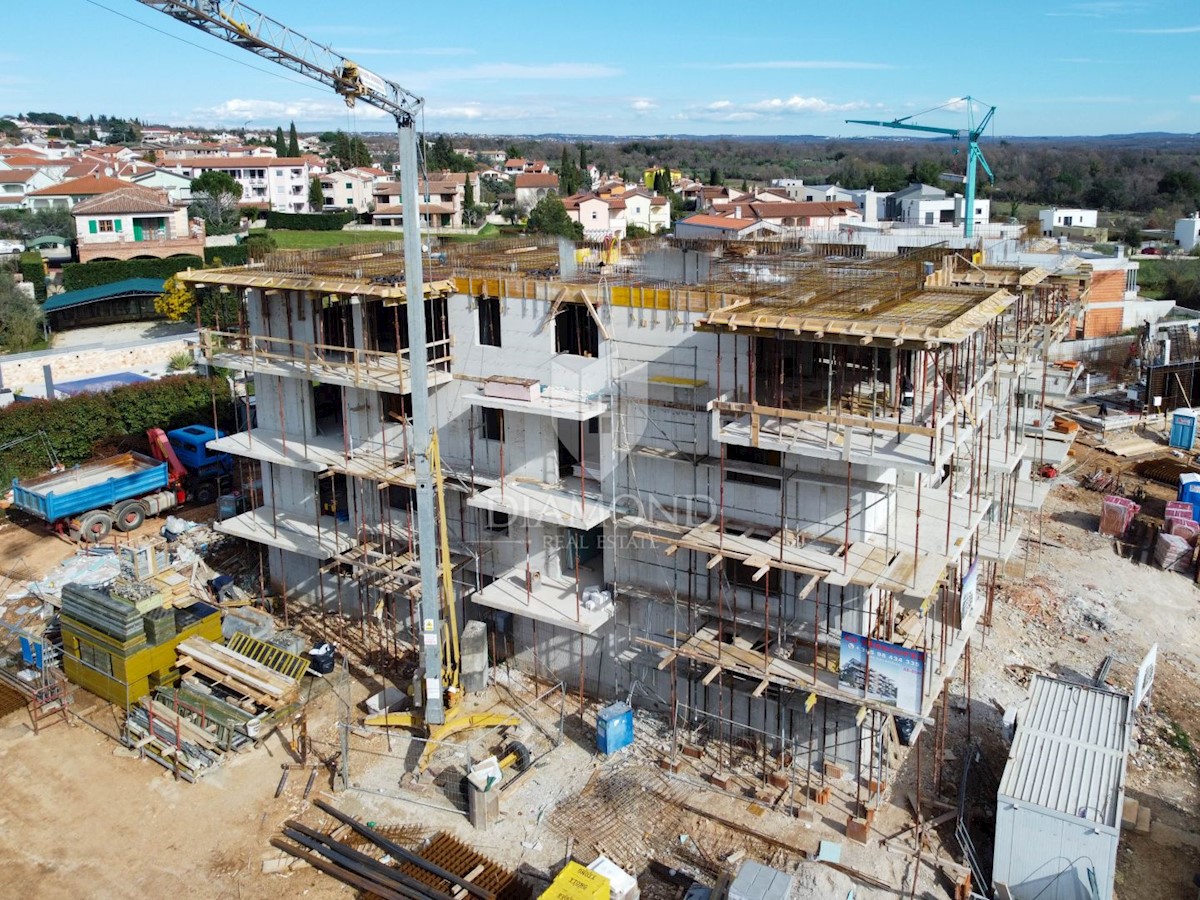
[5,0,1200,137]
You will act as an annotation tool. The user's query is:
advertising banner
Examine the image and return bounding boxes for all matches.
[838,631,926,715]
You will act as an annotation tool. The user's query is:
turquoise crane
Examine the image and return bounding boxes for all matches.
[847,97,996,239]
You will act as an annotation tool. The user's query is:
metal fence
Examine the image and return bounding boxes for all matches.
[335,670,566,816]
[956,740,1000,898]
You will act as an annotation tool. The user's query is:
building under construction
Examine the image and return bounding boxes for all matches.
[179,236,1075,797]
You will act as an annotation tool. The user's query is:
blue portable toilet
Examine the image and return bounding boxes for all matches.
[1170,409,1198,450]
[596,701,634,754]
[1180,473,1200,521]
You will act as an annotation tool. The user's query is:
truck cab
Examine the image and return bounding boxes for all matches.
[167,426,233,481]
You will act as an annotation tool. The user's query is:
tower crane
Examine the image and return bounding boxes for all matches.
[131,1,459,731]
[847,97,996,239]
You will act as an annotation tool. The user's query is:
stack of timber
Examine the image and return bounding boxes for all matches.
[175,637,303,710]
[126,695,223,781]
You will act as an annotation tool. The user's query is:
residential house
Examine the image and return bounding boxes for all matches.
[504,158,551,177]
[798,183,853,203]
[768,178,806,200]
[71,185,204,263]
[610,187,670,234]
[159,143,277,159]
[674,213,780,240]
[887,183,990,227]
[130,167,195,205]
[370,171,482,228]
[1039,208,1100,237]
[164,156,323,212]
[744,201,862,232]
[563,192,628,239]
[843,187,889,225]
[0,168,56,210]
[1174,212,1200,252]
[697,185,748,211]
[26,173,136,210]
[515,173,560,211]
[320,169,375,214]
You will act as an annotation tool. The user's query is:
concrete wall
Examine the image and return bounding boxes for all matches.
[0,333,196,395]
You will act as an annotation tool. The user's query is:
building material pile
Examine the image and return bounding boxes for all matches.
[175,636,305,710]
[1098,495,1139,537]
[271,800,526,900]
[1154,533,1194,572]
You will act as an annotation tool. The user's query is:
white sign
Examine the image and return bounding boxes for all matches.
[1135,643,1157,709]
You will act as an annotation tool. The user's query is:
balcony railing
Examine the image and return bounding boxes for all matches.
[200,329,452,394]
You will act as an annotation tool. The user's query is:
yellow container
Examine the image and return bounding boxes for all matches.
[540,862,609,900]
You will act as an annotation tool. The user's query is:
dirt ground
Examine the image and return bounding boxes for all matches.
[1,460,1200,899]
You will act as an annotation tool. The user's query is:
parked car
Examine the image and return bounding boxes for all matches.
[0,240,24,254]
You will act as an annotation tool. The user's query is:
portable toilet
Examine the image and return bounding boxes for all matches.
[1179,472,1200,521]
[1170,408,1198,450]
[596,701,633,754]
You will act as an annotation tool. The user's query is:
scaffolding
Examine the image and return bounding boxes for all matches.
[178,237,1076,802]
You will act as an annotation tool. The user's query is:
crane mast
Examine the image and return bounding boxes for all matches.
[134,0,447,724]
[848,97,996,240]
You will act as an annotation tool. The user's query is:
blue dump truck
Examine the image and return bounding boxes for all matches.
[10,425,234,542]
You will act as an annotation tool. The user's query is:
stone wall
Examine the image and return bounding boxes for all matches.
[0,334,197,392]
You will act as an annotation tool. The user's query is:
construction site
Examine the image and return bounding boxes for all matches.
[2,2,1200,899]
[5,230,1169,898]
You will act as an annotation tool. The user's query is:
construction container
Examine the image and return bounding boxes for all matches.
[1179,473,1200,521]
[1170,408,1198,450]
[993,675,1132,900]
[596,701,633,754]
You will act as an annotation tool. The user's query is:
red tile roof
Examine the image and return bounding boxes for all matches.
[168,156,314,168]
[0,168,37,184]
[515,173,559,189]
[748,201,859,218]
[29,174,133,197]
[71,185,177,215]
[681,213,757,229]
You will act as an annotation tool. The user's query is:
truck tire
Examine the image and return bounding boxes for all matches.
[194,481,217,504]
[113,501,145,532]
[78,511,113,542]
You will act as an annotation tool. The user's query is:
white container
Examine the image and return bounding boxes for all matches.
[588,855,638,900]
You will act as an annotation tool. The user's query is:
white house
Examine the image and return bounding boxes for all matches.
[887,183,989,227]
[0,168,55,209]
[71,185,204,263]
[164,156,324,212]
[843,187,890,225]
[798,183,853,203]
[26,173,136,211]
[514,173,560,211]
[130,167,195,205]
[1174,213,1200,252]
[768,178,805,200]
[1039,208,1098,236]
[370,171,482,229]
[564,193,627,239]
[674,213,781,240]
[617,188,670,233]
[320,169,375,214]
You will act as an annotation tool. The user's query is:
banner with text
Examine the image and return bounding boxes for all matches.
[838,631,926,715]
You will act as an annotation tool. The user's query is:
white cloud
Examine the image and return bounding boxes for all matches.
[745,95,870,114]
[681,95,870,123]
[1191,95,1200,102]
[424,102,556,123]
[630,98,657,112]
[1120,24,1200,33]
[943,97,969,112]
[193,97,389,126]
[716,60,893,70]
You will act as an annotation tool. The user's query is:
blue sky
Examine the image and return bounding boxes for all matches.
[6,0,1199,136]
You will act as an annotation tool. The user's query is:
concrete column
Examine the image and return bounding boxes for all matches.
[460,619,489,693]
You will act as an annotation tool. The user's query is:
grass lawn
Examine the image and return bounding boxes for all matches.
[267,229,404,250]
[268,223,500,250]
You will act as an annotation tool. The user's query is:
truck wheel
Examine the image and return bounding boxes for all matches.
[194,481,217,504]
[78,511,113,542]
[113,501,145,532]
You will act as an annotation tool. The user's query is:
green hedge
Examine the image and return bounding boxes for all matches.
[204,244,248,267]
[19,251,45,302]
[62,256,204,292]
[264,210,354,231]
[0,374,234,487]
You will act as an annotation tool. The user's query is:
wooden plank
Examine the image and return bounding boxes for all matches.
[657,651,677,671]
[702,665,722,685]
[752,678,770,698]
